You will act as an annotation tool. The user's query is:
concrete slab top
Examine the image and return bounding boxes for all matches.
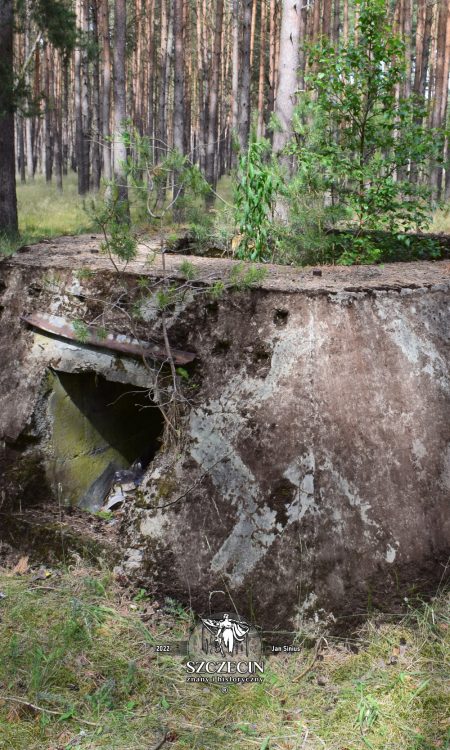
[4,234,450,294]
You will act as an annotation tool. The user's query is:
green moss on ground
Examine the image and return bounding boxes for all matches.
[0,564,448,750]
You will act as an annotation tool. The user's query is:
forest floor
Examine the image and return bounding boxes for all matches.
[0,555,448,750]
[2,174,450,260]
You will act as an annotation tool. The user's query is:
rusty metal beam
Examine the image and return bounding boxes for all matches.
[21,313,196,366]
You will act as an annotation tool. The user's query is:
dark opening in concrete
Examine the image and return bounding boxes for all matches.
[47,371,164,510]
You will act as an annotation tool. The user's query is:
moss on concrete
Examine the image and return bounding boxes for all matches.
[46,372,129,505]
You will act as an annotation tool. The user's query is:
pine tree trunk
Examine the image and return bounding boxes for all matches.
[54,89,63,193]
[257,0,267,138]
[238,0,252,151]
[147,0,155,152]
[44,43,53,183]
[196,0,206,169]
[250,0,257,68]
[322,0,332,38]
[183,0,192,156]
[231,0,240,149]
[24,0,34,181]
[173,0,184,156]
[343,0,348,42]
[91,0,102,190]
[62,61,69,175]
[268,0,277,116]
[75,0,90,194]
[206,0,224,200]
[172,0,185,220]
[333,0,340,46]
[401,0,413,100]
[81,0,91,191]
[201,0,209,169]
[113,0,129,213]
[273,0,302,158]
[431,0,450,197]
[0,0,18,234]
[18,116,26,184]
[99,0,112,182]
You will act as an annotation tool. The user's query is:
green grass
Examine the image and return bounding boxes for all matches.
[18,174,96,240]
[0,563,448,750]
[0,174,97,258]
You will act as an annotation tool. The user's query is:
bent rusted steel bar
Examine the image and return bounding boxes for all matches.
[22,313,196,365]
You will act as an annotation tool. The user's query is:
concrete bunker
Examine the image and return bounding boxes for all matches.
[1,246,450,630]
[45,370,164,511]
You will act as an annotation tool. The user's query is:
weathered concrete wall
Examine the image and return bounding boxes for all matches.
[1,241,449,630]
[125,286,450,630]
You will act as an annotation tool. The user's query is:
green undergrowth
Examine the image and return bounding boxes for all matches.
[0,564,448,749]
[2,173,450,265]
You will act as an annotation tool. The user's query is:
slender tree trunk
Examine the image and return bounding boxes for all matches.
[54,87,63,192]
[201,0,209,168]
[401,0,413,100]
[298,0,307,90]
[250,0,257,68]
[238,0,252,151]
[172,0,185,220]
[268,0,277,116]
[44,43,53,183]
[81,0,91,191]
[333,0,340,46]
[53,55,63,191]
[173,0,184,156]
[112,0,129,213]
[75,0,90,194]
[24,0,34,181]
[183,0,192,155]
[322,0,332,38]
[196,0,206,169]
[147,0,155,154]
[343,0,348,42]
[99,0,112,182]
[206,0,224,200]
[0,0,18,234]
[414,0,433,98]
[91,0,102,190]
[62,61,69,175]
[18,117,26,184]
[257,0,267,138]
[157,0,171,161]
[231,0,240,153]
[431,0,450,197]
[312,0,321,40]
[273,0,302,159]
[74,2,82,188]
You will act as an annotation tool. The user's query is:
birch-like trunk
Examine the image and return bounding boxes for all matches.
[272,0,302,159]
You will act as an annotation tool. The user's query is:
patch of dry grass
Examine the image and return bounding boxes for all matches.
[0,562,448,750]
[429,204,450,234]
